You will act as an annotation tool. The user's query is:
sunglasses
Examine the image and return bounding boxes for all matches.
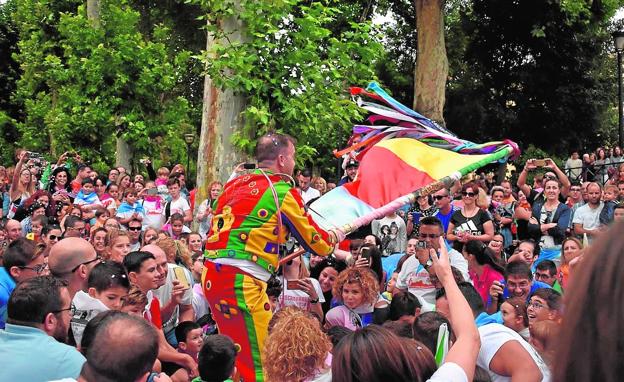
[19,263,48,274]
[128,226,142,231]
[48,234,59,241]
[70,256,103,273]
[433,195,448,200]
[461,192,477,197]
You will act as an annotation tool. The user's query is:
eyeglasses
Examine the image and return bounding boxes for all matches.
[128,226,142,231]
[418,233,440,239]
[570,188,581,192]
[51,306,72,315]
[433,195,448,200]
[461,192,477,197]
[19,263,48,274]
[535,272,552,281]
[528,301,547,310]
[69,256,102,273]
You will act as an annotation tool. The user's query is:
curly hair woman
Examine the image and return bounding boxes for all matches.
[263,307,332,382]
[325,267,380,330]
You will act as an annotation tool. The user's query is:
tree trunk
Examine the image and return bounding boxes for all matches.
[115,136,132,171]
[194,15,247,217]
[413,0,448,124]
[86,0,100,27]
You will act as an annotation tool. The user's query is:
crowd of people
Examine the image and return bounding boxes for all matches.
[0,136,622,382]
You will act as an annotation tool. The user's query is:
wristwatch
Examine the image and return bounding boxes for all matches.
[309,297,319,304]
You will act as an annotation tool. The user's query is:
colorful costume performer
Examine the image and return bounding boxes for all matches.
[203,170,334,382]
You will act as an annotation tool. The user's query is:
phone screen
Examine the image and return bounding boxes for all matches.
[173,267,190,289]
[286,279,303,290]
[147,188,158,196]
[360,247,371,261]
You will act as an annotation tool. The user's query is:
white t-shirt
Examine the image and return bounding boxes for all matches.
[70,291,110,346]
[396,247,469,310]
[477,323,551,382]
[277,277,325,311]
[427,362,468,382]
[153,264,194,333]
[164,197,190,219]
[196,199,213,238]
[299,187,321,205]
[142,197,165,230]
[572,202,603,244]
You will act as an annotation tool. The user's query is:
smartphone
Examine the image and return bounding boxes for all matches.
[360,247,371,261]
[173,267,190,289]
[416,240,428,249]
[412,212,421,225]
[243,163,257,170]
[287,279,304,290]
[147,188,158,196]
[533,159,547,167]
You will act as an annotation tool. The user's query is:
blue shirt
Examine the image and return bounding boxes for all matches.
[502,280,551,300]
[0,267,16,329]
[0,324,86,381]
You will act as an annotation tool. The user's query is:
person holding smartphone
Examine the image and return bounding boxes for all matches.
[277,255,325,320]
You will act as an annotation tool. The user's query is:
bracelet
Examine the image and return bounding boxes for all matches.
[309,297,319,304]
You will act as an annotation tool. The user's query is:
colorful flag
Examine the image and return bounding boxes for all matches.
[309,82,519,232]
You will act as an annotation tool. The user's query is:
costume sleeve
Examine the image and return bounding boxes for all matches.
[279,188,334,257]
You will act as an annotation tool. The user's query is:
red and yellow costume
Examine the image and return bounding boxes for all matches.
[202,170,334,382]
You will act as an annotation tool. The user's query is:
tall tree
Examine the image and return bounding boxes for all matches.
[414,0,447,124]
[190,0,382,198]
[445,0,622,154]
[12,0,193,172]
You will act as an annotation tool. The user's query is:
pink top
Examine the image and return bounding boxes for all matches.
[469,264,503,305]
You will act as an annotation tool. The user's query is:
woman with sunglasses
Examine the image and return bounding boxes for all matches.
[447,182,494,252]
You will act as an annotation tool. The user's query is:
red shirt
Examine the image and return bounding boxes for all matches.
[144,292,163,329]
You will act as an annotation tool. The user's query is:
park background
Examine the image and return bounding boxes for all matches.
[1,0,624,200]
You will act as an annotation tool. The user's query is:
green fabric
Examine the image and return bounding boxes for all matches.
[553,279,563,294]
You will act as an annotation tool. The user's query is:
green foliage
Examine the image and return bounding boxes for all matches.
[192,0,383,178]
[10,0,194,172]
[0,0,21,165]
[445,0,622,156]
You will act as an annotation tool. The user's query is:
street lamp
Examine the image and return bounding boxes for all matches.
[184,133,195,176]
[612,31,624,149]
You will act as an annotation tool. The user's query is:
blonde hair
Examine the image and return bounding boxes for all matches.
[123,285,148,308]
[311,176,327,194]
[157,167,170,177]
[103,230,129,261]
[154,236,192,269]
[332,267,379,307]
[262,307,331,382]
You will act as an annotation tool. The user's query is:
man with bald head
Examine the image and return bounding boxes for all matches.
[142,244,194,346]
[48,237,100,298]
[5,220,22,243]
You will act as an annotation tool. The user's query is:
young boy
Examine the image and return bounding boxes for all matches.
[195,334,238,382]
[71,261,130,346]
[28,215,48,242]
[156,167,170,194]
[74,177,102,223]
[116,189,146,228]
[600,184,620,225]
[121,284,148,318]
[162,321,204,380]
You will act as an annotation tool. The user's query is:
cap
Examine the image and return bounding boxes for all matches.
[346,159,359,168]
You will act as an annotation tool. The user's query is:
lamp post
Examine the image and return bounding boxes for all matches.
[184,133,195,177]
[613,31,624,149]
